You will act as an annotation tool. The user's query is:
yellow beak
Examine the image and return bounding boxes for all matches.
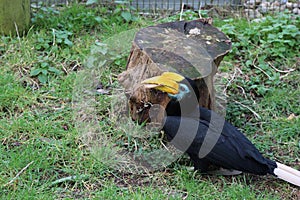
[141,72,185,95]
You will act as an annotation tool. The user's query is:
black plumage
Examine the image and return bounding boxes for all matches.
[165,77,199,116]
[142,72,300,186]
[162,77,277,175]
[164,107,277,175]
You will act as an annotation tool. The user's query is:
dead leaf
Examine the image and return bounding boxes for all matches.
[287,113,297,120]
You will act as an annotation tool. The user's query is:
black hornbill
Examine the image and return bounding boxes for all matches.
[142,72,300,187]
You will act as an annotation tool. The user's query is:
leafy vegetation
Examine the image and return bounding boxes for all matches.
[217,14,299,126]
[0,3,299,199]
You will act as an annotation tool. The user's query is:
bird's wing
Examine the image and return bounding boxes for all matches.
[163,115,276,175]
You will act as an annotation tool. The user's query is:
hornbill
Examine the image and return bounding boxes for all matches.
[141,72,300,187]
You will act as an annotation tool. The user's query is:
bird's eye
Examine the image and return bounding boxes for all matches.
[179,84,187,92]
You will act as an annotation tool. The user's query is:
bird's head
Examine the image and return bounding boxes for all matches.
[142,72,199,116]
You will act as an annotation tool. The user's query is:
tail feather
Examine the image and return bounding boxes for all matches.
[273,162,300,187]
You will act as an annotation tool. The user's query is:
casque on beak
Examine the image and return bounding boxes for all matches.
[141,72,185,95]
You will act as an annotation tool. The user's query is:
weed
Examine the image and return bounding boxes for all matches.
[216,13,300,126]
[30,56,62,84]
[86,0,139,23]
[31,5,102,34]
[1,5,299,200]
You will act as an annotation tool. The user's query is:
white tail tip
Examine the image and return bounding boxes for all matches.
[273,162,300,187]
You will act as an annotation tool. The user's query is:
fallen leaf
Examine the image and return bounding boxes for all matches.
[287,113,296,120]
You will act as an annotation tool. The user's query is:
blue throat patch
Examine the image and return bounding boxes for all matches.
[168,83,190,101]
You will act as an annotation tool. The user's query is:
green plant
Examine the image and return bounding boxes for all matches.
[220,13,300,62]
[30,56,62,83]
[32,5,102,35]
[86,0,138,23]
[108,5,138,23]
[0,36,11,54]
[31,6,60,28]
[1,3,299,199]
[35,35,51,51]
[159,10,209,23]
[219,13,299,94]
[52,29,73,47]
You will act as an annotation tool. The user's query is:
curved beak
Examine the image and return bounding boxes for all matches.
[141,72,185,95]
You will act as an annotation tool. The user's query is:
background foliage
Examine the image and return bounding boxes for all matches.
[0,3,299,199]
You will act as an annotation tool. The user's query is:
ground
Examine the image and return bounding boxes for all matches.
[0,4,299,199]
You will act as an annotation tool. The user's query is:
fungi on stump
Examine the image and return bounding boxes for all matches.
[118,19,231,123]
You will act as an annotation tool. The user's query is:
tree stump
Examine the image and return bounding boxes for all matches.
[118,19,231,123]
[0,0,30,36]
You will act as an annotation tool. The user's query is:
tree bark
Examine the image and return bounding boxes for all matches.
[0,0,30,36]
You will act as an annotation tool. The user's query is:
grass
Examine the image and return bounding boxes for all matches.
[1,3,299,199]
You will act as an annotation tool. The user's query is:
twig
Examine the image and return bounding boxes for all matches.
[52,29,56,46]
[4,161,34,187]
[219,94,261,119]
[232,98,261,119]
[14,22,21,44]
[50,175,90,186]
[252,57,271,79]
[223,67,239,94]
[109,73,113,85]
[61,63,68,75]
[279,73,292,79]
[198,2,202,19]
[134,139,138,151]
[236,67,243,74]
[221,67,260,118]
[180,3,184,21]
[267,61,296,73]
[71,61,80,71]
[160,139,169,151]
[237,85,247,98]
[159,130,169,151]
[31,79,40,90]
[51,175,77,186]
